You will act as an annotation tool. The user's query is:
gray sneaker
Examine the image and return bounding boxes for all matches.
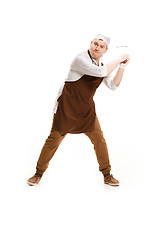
[27,173,42,186]
[104,174,119,186]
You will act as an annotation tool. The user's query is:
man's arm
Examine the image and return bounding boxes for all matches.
[112,68,125,86]
[102,69,124,89]
[70,52,130,78]
[106,53,130,75]
[113,57,130,86]
[106,59,121,75]
[103,57,130,89]
[71,53,108,78]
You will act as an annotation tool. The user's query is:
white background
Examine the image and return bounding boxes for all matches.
[0,0,160,239]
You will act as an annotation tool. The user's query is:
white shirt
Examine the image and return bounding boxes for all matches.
[53,50,117,113]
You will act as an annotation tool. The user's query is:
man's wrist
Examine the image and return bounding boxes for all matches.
[119,65,126,70]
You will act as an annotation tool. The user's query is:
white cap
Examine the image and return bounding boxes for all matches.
[93,34,110,47]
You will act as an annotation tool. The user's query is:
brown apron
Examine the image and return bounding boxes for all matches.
[52,74,103,133]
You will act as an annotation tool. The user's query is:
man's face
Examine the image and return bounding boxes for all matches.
[90,39,108,60]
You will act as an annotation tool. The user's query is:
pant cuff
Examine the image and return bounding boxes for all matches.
[101,168,111,176]
[36,168,44,176]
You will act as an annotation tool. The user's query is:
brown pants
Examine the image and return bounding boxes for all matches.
[36,116,111,176]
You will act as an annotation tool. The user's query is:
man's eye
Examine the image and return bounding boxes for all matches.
[101,46,104,48]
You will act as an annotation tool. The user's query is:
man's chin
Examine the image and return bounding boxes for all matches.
[93,54,100,60]
[90,50,100,60]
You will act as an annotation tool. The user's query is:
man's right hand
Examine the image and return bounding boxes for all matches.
[119,53,130,63]
[119,57,130,69]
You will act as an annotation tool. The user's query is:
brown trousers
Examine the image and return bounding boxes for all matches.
[36,116,111,176]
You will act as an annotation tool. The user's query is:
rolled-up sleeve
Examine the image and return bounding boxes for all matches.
[103,75,118,90]
[70,54,108,77]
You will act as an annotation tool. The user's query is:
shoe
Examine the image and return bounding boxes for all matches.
[27,173,42,186]
[104,174,119,186]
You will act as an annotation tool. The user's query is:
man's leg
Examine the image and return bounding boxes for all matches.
[36,129,67,175]
[84,116,119,186]
[27,116,67,185]
[84,116,111,175]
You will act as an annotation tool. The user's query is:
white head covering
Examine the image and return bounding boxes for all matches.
[93,34,110,47]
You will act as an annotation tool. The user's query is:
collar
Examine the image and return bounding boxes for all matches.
[87,49,104,66]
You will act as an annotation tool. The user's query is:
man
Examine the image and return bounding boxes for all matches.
[27,34,130,187]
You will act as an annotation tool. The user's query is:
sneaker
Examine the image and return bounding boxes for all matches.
[27,173,42,186]
[104,174,119,186]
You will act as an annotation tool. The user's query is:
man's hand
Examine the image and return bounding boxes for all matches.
[106,53,130,75]
[119,53,130,63]
[119,56,130,70]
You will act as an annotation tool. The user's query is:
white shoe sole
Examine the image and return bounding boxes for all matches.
[27,180,39,186]
[104,182,119,186]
